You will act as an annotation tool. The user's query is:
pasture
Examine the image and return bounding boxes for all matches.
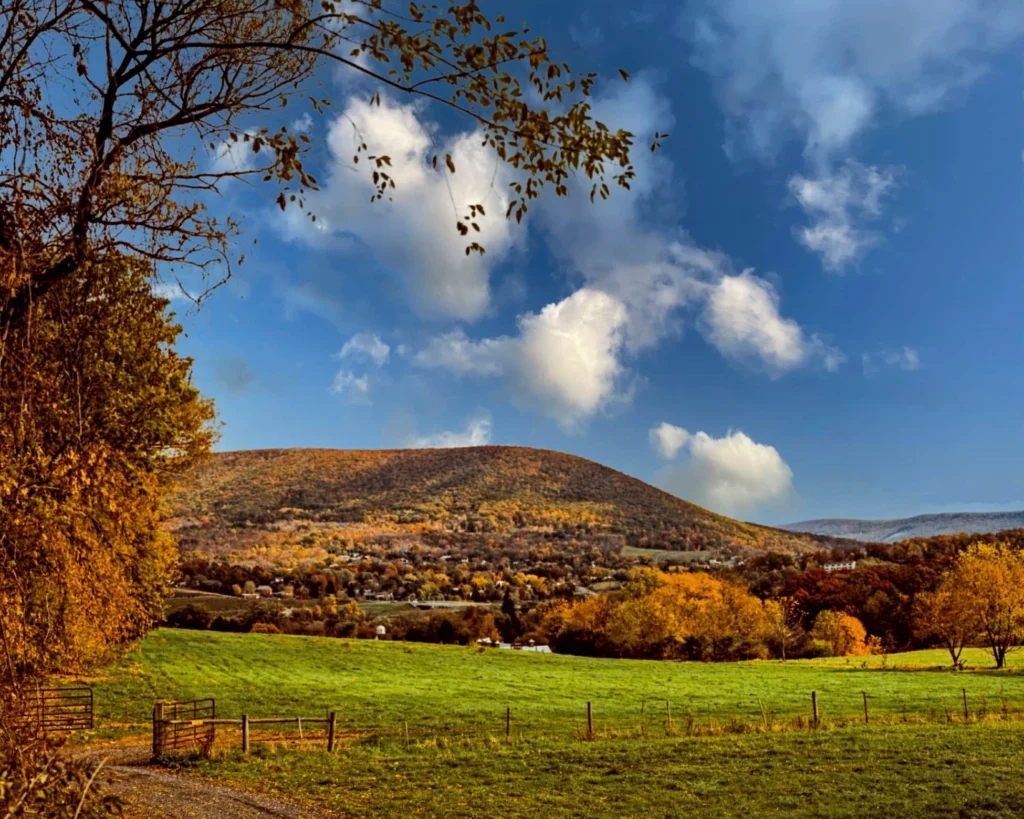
[91,629,1024,737]
[83,630,1024,817]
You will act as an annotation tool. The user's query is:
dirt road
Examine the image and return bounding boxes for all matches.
[82,746,331,819]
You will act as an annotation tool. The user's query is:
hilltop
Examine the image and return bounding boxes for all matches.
[168,446,836,555]
[783,510,1024,543]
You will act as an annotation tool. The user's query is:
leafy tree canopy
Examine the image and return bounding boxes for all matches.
[0,250,215,683]
[0,0,662,326]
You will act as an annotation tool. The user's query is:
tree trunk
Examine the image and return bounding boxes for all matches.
[1,256,78,330]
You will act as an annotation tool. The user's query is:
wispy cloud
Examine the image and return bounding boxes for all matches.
[681,0,1024,161]
[862,346,921,376]
[789,162,898,271]
[330,370,371,403]
[337,333,390,367]
[408,414,492,448]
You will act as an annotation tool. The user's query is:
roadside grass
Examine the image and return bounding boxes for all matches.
[174,722,1024,818]
[83,629,1024,745]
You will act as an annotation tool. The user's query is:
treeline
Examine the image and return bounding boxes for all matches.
[732,528,1024,651]
[531,541,1024,666]
[167,593,522,645]
[526,569,874,662]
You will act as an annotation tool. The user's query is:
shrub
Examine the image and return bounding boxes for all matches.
[165,604,213,630]
[804,639,834,659]
[249,622,280,635]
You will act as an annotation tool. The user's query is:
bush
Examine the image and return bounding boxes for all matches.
[249,622,280,634]
[804,639,834,659]
[210,616,246,633]
[165,603,213,630]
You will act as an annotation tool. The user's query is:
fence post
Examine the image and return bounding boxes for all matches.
[505,706,511,743]
[242,714,249,754]
[862,692,869,725]
[963,688,969,720]
[327,711,336,752]
[811,691,819,728]
[641,701,646,738]
[666,699,672,734]
[152,702,165,758]
[587,702,593,740]
[297,717,303,740]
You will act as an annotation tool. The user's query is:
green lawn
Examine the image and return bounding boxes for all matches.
[89,629,1024,739]
[85,630,1024,817]
[178,723,1024,818]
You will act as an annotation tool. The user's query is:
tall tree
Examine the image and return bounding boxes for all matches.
[912,585,978,668]
[950,543,1024,669]
[0,0,654,328]
[0,250,215,683]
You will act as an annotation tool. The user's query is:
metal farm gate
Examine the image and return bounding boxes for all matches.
[153,698,216,757]
[16,684,94,733]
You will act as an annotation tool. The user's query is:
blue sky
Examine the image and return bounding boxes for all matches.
[165,0,1024,526]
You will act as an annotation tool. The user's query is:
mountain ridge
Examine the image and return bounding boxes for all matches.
[783,510,1024,543]
[169,446,844,555]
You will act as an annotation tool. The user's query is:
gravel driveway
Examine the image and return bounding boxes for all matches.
[80,745,331,819]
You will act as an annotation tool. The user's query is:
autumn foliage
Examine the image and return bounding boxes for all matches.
[0,253,215,682]
[170,447,833,555]
[534,569,777,661]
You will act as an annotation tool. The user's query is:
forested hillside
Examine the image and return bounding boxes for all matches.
[168,447,835,555]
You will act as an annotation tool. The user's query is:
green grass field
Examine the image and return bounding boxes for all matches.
[90,629,1024,736]
[85,630,1024,816]
[178,723,1024,818]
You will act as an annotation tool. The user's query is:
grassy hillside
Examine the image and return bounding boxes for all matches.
[168,446,833,554]
[87,631,1024,818]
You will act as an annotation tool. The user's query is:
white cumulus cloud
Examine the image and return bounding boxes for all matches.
[414,288,630,431]
[209,131,259,176]
[650,422,691,460]
[409,414,492,448]
[655,427,795,518]
[682,1,1022,271]
[152,281,188,301]
[534,78,842,377]
[278,96,518,321]
[702,272,844,375]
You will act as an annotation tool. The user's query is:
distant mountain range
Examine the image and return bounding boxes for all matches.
[783,511,1024,543]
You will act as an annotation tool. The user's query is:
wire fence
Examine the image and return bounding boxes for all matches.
[147,684,1024,758]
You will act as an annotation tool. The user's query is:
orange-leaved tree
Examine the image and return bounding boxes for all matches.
[0,250,215,685]
[912,584,979,668]
[810,610,870,657]
[947,542,1024,669]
